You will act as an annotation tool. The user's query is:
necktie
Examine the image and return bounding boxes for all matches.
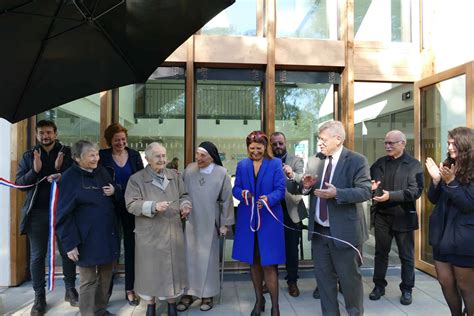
[319,156,333,222]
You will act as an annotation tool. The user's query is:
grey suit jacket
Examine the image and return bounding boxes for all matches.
[302,147,371,248]
[284,154,308,223]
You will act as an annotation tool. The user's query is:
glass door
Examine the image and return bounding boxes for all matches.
[414,62,474,276]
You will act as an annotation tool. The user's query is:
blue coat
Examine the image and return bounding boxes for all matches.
[232,158,286,266]
[56,164,120,267]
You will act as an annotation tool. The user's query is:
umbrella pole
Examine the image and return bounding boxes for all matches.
[219,235,226,305]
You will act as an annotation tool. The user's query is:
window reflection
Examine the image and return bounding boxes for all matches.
[276,0,338,39]
[118,67,186,170]
[196,68,263,176]
[420,75,466,264]
[37,94,100,146]
[201,0,257,36]
[355,0,412,42]
[275,70,336,261]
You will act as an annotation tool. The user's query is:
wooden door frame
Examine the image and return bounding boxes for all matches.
[413,60,474,277]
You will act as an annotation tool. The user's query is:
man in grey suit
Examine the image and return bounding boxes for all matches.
[270,132,308,297]
[301,120,371,316]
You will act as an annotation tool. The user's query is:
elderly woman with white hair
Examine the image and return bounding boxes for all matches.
[125,142,192,316]
[56,140,120,316]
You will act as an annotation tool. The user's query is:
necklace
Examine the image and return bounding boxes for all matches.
[199,178,205,186]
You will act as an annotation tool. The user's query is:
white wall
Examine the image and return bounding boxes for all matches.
[0,119,11,286]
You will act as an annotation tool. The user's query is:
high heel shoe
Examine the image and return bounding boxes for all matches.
[250,296,265,316]
[146,303,156,316]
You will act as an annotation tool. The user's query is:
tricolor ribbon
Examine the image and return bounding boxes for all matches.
[243,190,260,232]
[47,180,59,291]
[0,176,58,290]
[250,196,364,265]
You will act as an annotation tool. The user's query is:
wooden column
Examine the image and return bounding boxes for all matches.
[112,88,120,123]
[185,36,195,166]
[340,0,355,149]
[99,90,113,148]
[256,0,264,37]
[264,0,276,135]
[10,120,29,285]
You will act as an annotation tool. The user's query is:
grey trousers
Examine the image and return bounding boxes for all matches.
[312,224,363,316]
[78,262,113,316]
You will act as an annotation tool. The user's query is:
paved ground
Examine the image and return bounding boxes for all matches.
[0,267,450,316]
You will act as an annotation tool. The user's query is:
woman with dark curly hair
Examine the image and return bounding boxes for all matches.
[99,123,144,306]
[425,126,474,316]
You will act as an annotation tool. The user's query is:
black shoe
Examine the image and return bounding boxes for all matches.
[146,303,156,316]
[125,291,140,306]
[312,286,320,299]
[369,287,385,300]
[64,287,79,307]
[168,302,177,316]
[31,292,46,316]
[250,296,265,316]
[400,291,412,305]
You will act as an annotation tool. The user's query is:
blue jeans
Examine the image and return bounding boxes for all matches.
[26,209,77,294]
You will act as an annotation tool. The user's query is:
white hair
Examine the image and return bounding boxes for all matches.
[387,130,407,143]
[319,120,346,141]
[71,140,99,160]
[144,142,166,159]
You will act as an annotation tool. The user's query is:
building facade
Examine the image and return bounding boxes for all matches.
[1,0,474,286]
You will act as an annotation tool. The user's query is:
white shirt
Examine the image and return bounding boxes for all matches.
[199,162,216,174]
[314,146,343,227]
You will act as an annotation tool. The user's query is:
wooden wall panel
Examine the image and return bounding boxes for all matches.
[275,39,345,68]
[99,91,113,148]
[185,37,195,166]
[354,42,419,82]
[10,120,28,285]
[194,35,267,65]
[264,0,276,135]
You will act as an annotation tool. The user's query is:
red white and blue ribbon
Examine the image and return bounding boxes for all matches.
[47,180,59,291]
[0,176,58,290]
[245,194,364,264]
[243,190,261,232]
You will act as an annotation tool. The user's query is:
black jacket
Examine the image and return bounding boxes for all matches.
[15,141,72,234]
[428,179,474,256]
[370,152,423,231]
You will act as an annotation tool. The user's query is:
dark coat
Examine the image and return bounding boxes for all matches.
[370,152,424,231]
[428,179,474,256]
[15,141,72,234]
[232,158,286,266]
[56,164,120,267]
[99,147,144,208]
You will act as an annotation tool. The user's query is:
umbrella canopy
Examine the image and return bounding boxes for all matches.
[0,0,234,123]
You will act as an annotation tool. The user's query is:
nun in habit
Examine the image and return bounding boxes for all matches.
[178,142,235,312]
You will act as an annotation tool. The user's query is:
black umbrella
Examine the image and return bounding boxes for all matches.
[0,0,234,123]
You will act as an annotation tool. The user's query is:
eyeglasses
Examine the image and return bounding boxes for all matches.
[317,136,334,146]
[383,140,403,146]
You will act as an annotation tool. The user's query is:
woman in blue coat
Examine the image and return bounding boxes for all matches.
[232,131,286,316]
[56,140,120,316]
[425,127,474,316]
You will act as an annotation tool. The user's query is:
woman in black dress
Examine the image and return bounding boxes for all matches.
[425,126,474,316]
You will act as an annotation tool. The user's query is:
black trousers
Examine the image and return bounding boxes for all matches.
[26,209,76,294]
[373,213,415,292]
[119,208,136,292]
[282,204,300,284]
